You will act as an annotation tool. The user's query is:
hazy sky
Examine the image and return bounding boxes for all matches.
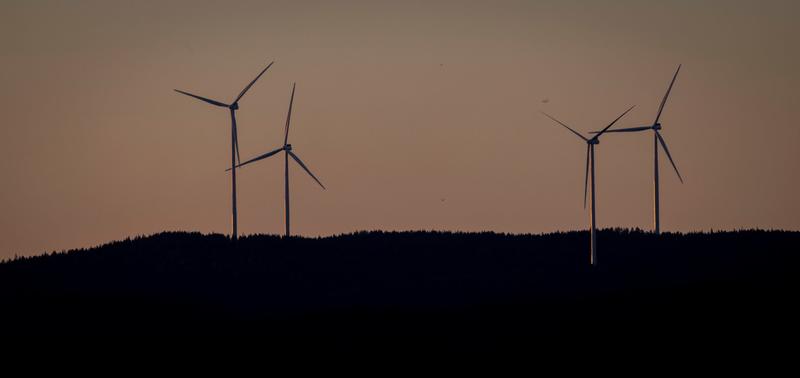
[1,0,799,258]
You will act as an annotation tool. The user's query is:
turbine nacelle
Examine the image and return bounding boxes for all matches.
[284,144,293,151]
[588,138,600,145]
[229,102,240,110]
[653,122,662,130]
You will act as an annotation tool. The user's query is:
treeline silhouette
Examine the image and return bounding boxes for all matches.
[1,229,798,349]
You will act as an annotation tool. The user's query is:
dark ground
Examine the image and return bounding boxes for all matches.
[1,229,797,351]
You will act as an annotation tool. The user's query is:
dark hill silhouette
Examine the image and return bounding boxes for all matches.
[1,229,798,350]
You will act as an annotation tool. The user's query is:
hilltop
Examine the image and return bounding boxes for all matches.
[1,229,798,349]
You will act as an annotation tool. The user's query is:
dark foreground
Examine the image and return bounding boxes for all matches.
[1,230,798,350]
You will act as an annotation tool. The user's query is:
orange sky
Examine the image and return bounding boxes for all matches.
[1,0,799,258]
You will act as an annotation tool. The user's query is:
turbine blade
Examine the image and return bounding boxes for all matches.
[235,128,241,165]
[594,105,636,139]
[589,126,652,134]
[288,150,326,190]
[225,146,284,171]
[174,89,228,108]
[584,144,590,209]
[654,64,681,125]
[233,61,274,104]
[541,112,587,141]
[284,83,296,146]
[656,131,683,183]
[231,112,241,164]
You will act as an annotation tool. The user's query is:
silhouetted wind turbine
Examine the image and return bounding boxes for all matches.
[543,105,635,266]
[174,61,275,241]
[591,65,683,235]
[228,83,325,237]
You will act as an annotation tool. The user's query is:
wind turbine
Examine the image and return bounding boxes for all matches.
[591,65,683,235]
[228,83,326,237]
[174,61,275,241]
[542,105,635,266]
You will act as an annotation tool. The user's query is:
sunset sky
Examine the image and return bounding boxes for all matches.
[1,0,798,258]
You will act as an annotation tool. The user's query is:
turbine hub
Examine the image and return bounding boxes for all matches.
[588,138,599,145]
[285,144,292,151]
[653,123,662,130]
[230,102,239,110]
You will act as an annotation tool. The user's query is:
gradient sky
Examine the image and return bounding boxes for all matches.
[1,0,799,258]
